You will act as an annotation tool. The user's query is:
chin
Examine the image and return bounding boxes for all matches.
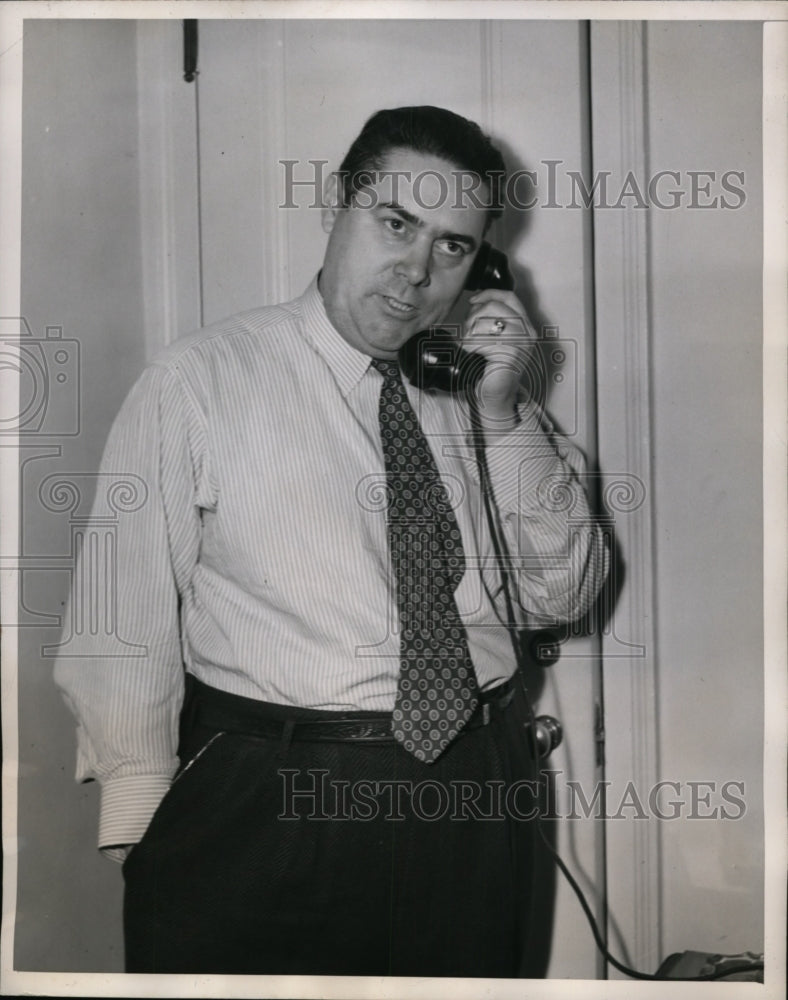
[370,342,402,359]
[366,327,415,356]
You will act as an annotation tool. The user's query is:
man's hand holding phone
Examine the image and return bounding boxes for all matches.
[463,288,536,433]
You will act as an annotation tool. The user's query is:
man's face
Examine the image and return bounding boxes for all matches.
[319,147,489,359]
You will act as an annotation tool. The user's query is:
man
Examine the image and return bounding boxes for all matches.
[55,106,608,977]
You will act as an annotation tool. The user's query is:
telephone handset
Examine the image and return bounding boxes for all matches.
[397,241,514,393]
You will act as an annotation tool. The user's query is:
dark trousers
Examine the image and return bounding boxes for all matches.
[123,675,540,976]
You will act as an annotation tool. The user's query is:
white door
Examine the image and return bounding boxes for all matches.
[182,18,607,980]
[590,20,765,976]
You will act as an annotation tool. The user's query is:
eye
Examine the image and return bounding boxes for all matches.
[436,239,468,258]
[383,216,406,233]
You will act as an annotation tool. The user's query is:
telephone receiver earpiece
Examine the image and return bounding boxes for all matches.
[398,242,514,393]
[464,241,515,295]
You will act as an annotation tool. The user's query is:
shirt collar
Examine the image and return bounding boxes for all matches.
[297,275,375,397]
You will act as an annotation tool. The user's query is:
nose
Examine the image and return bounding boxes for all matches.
[394,241,431,286]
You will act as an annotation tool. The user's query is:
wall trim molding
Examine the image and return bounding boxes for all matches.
[480,21,504,138]
[256,22,290,304]
[590,19,662,974]
[136,21,201,358]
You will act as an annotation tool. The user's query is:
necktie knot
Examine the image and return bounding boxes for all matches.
[370,357,400,381]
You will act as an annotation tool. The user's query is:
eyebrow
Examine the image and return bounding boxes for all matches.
[380,202,479,252]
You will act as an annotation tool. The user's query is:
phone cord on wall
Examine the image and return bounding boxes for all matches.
[468,398,764,984]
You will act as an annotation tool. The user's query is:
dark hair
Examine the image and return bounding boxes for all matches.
[337,106,506,222]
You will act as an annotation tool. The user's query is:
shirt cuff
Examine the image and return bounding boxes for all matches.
[98,773,172,859]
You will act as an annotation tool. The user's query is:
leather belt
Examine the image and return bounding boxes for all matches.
[189,675,517,745]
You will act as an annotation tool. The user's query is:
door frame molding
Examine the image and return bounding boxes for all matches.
[136,20,201,359]
[590,20,662,974]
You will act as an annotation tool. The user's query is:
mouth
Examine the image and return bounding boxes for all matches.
[379,294,418,318]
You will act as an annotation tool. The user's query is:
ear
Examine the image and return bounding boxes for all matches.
[321,172,343,234]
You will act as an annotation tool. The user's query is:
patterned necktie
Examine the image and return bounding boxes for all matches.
[372,358,480,763]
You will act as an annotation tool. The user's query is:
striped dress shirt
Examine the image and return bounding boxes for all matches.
[54,277,608,855]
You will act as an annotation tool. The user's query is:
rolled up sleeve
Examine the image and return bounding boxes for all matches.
[477,400,610,625]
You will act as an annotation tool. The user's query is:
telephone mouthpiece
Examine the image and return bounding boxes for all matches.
[398,328,486,393]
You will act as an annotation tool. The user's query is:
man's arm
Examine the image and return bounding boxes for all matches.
[479,401,609,624]
[54,360,206,859]
[460,288,609,623]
